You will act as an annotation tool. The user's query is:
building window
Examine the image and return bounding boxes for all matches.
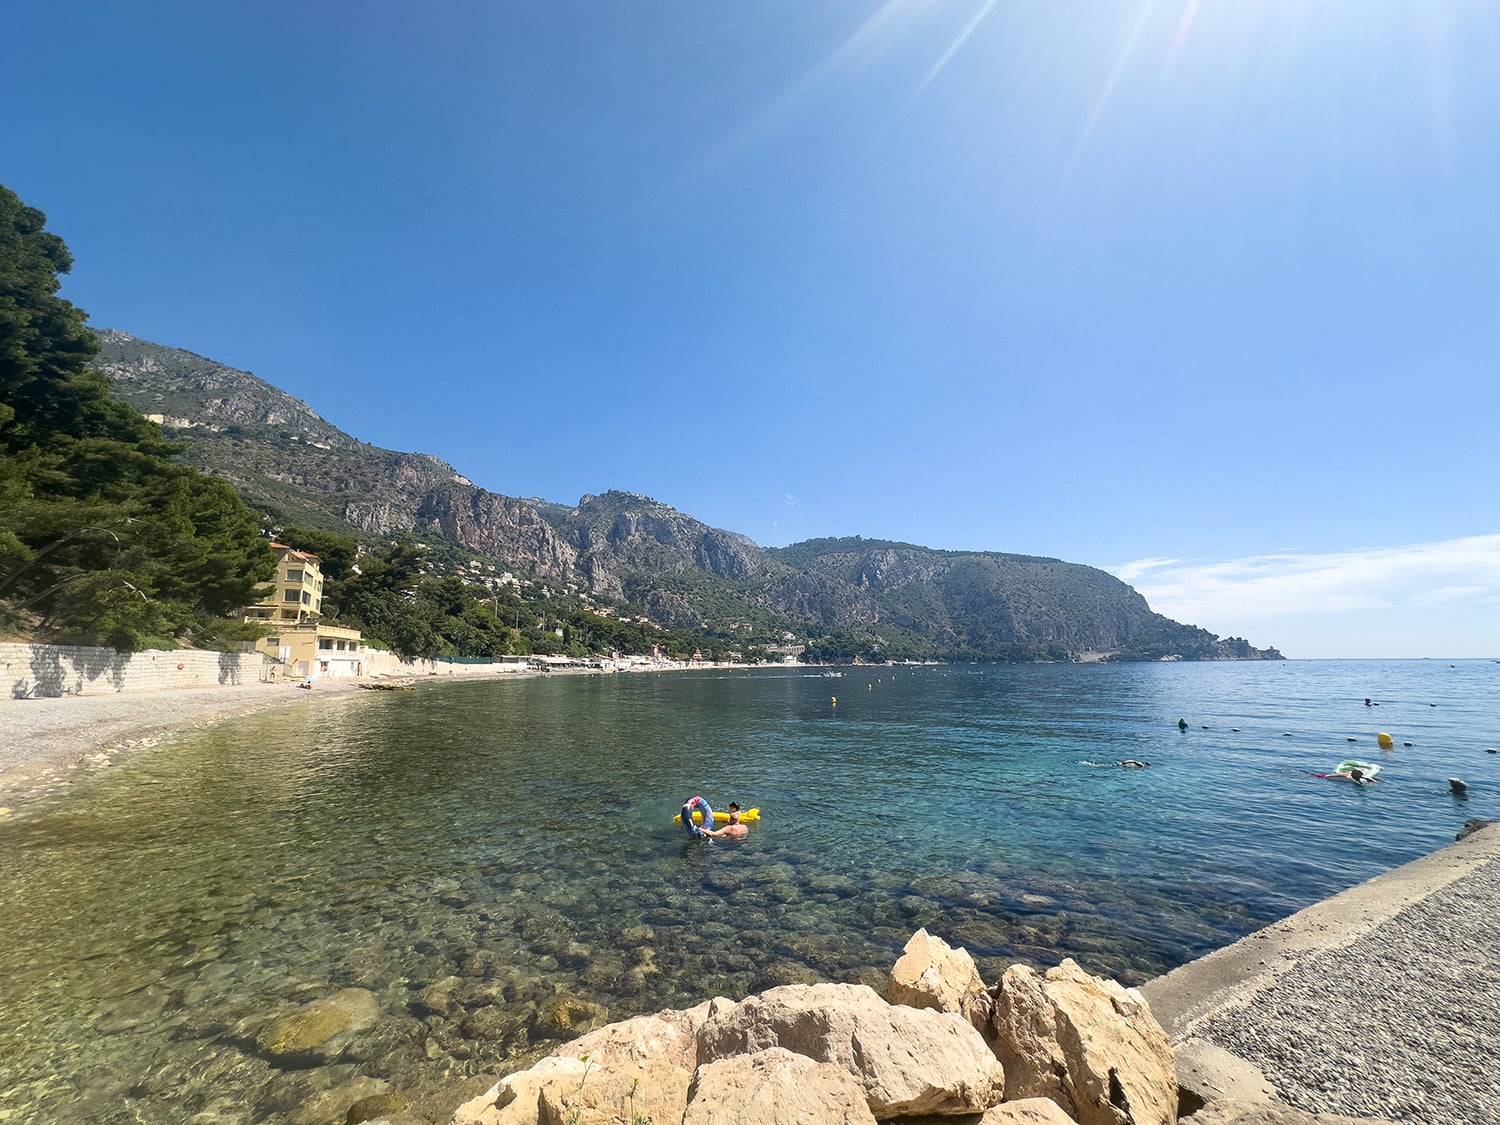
[319,639,333,650]
[302,592,311,605]
[283,590,300,602]
[286,569,304,582]
[266,637,280,646]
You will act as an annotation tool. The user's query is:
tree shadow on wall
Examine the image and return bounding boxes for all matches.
[19,645,129,697]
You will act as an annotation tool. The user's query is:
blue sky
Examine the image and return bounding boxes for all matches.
[5,1,1497,657]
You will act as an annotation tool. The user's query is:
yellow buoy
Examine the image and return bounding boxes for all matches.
[831,696,837,706]
[1377,732,1394,749]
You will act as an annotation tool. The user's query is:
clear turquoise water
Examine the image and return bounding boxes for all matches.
[2,660,1496,1123]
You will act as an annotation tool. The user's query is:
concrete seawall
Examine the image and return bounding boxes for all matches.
[1141,822,1500,1123]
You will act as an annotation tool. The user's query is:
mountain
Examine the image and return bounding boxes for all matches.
[92,330,1280,662]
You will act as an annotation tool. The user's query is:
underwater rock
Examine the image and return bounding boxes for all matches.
[411,976,464,1018]
[531,992,607,1041]
[253,988,381,1066]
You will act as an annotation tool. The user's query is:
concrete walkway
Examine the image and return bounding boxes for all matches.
[1142,822,1500,1124]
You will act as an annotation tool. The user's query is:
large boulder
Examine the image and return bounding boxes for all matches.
[990,959,1175,1125]
[452,1055,589,1125]
[684,1047,877,1125]
[887,927,994,1035]
[453,1006,709,1125]
[563,1003,708,1072]
[697,982,1005,1118]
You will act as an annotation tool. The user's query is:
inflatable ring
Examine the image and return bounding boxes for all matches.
[680,796,713,838]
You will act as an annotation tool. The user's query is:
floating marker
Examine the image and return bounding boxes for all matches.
[1377,732,1394,749]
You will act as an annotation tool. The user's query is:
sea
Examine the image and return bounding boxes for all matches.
[1,659,1496,1123]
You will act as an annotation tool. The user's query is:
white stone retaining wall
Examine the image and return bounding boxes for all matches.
[1,643,274,700]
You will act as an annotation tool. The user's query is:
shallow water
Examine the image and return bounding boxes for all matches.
[1,660,1496,1123]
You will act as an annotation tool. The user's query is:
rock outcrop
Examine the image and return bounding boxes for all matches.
[452,935,1175,1125]
[888,925,995,1035]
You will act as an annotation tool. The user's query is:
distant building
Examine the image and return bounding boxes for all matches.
[242,543,365,679]
[253,622,366,680]
[243,543,324,626]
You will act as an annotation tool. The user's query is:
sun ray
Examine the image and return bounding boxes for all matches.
[1164,0,1202,76]
[903,0,1003,110]
[1057,0,1159,193]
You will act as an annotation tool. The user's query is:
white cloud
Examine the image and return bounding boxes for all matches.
[1110,556,1180,582]
[1105,534,1500,657]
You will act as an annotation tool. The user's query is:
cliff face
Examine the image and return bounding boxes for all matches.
[93,331,1280,661]
[415,485,580,583]
[570,492,773,591]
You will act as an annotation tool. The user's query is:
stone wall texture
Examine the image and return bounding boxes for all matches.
[1,643,272,699]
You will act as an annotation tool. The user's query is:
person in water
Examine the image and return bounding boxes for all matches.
[1120,759,1151,768]
[1321,767,1376,785]
[702,803,749,839]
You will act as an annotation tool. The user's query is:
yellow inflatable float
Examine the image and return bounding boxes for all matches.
[674,807,761,826]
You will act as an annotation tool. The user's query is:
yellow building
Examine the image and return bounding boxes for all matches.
[254,622,366,680]
[243,544,365,678]
[244,543,324,626]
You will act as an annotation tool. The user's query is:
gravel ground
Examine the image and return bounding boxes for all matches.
[0,680,360,807]
[1196,851,1500,1125]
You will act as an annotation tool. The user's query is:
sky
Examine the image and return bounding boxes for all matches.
[5,1,1497,658]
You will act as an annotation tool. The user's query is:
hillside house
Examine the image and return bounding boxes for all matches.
[242,543,366,678]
